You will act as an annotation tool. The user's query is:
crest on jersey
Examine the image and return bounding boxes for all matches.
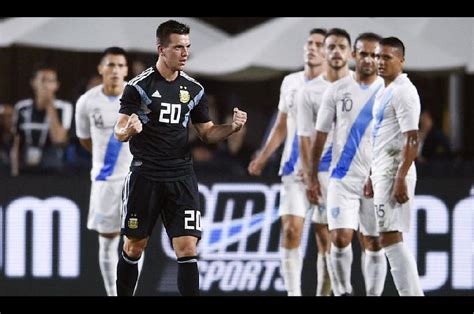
[92,109,104,128]
[180,90,190,104]
[128,218,138,229]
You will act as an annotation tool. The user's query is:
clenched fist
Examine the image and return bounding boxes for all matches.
[125,113,143,135]
[232,107,247,132]
[116,113,142,141]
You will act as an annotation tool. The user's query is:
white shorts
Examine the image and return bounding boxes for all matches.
[326,178,378,236]
[311,171,329,224]
[371,176,416,233]
[87,180,125,234]
[279,175,310,218]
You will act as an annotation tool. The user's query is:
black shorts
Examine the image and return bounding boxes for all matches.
[121,171,202,240]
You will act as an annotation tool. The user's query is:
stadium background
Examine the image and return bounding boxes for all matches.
[0,17,473,296]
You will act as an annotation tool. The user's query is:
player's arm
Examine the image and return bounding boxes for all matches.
[193,107,247,144]
[393,130,418,203]
[363,168,373,198]
[114,113,142,142]
[10,105,21,176]
[393,85,421,204]
[296,87,315,185]
[79,138,92,153]
[299,135,312,183]
[10,134,20,177]
[75,95,92,153]
[307,88,334,204]
[46,102,70,145]
[115,85,143,142]
[307,131,328,204]
[248,111,287,176]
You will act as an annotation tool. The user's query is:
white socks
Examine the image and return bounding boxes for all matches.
[384,242,424,296]
[325,254,341,296]
[330,243,353,295]
[364,249,387,296]
[360,250,366,281]
[280,247,302,296]
[99,236,120,296]
[316,253,332,296]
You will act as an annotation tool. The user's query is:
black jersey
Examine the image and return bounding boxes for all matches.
[119,66,210,181]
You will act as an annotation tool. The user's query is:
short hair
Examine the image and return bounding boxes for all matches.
[380,37,405,57]
[310,28,327,37]
[353,32,382,51]
[156,20,190,46]
[325,28,351,47]
[31,63,57,80]
[100,46,128,63]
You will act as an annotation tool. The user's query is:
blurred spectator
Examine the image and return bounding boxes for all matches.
[10,64,73,176]
[418,110,453,163]
[0,104,14,175]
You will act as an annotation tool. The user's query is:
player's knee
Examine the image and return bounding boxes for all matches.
[175,245,197,258]
[124,246,144,259]
[283,225,301,243]
[331,232,352,248]
[379,232,402,248]
[123,241,145,259]
[364,236,382,251]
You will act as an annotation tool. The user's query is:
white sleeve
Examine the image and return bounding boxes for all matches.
[277,76,289,113]
[296,87,313,137]
[75,94,91,139]
[394,85,421,133]
[315,86,336,133]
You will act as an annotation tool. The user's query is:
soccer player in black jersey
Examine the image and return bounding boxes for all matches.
[114,19,247,296]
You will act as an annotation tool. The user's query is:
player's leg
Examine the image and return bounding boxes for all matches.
[356,230,366,281]
[116,172,157,296]
[373,177,423,296]
[173,236,200,296]
[88,180,123,296]
[163,174,202,296]
[117,236,148,296]
[280,215,305,296]
[98,233,120,296]
[312,222,332,296]
[278,178,308,296]
[327,179,359,295]
[312,171,333,296]
[359,197,387,296]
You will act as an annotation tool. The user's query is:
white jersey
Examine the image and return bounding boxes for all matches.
[278,71,315,177]
[296,74,333,173]
[75,84,133,182]
[372,73,420,179]
[316,73,384,181]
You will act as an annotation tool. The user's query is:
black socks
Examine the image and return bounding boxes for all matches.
[177,256,200,296]
[116,250,140,296]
